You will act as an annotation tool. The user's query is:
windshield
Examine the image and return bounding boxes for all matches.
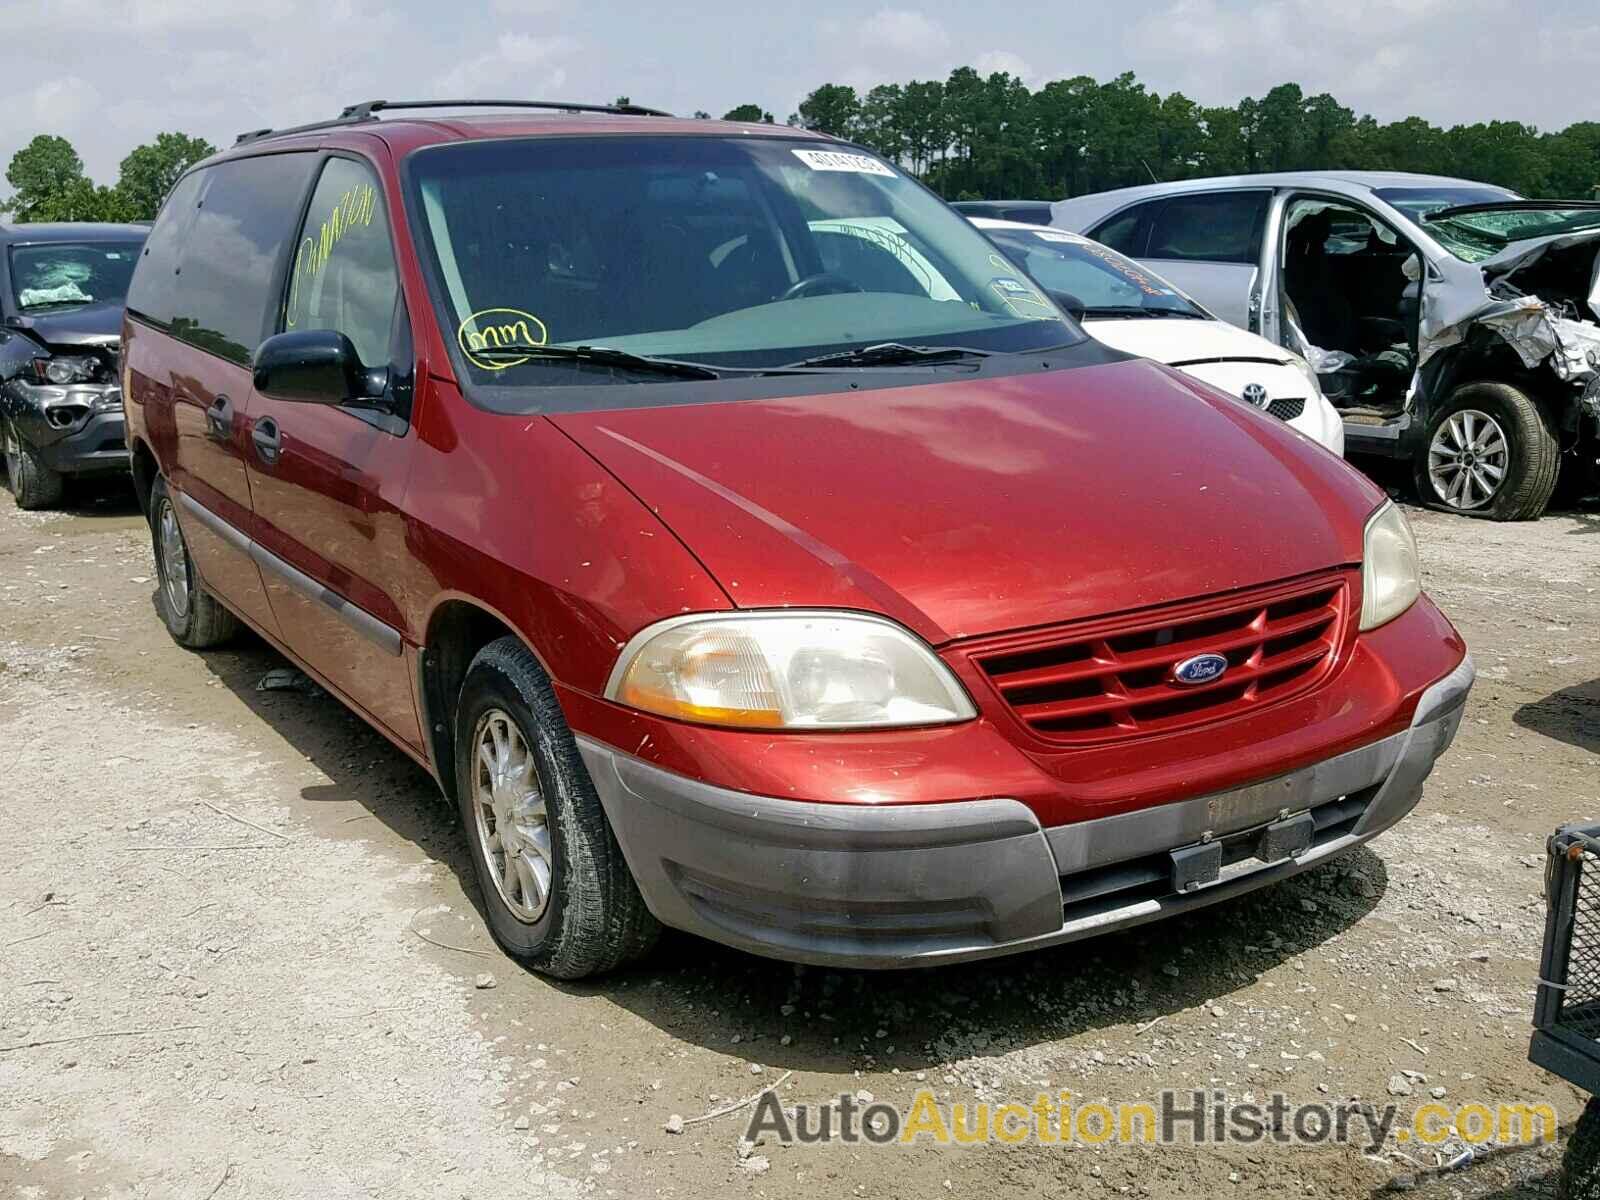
[984,227,1208,319]
[1367,185,1594,263]
[408,136,1079,391]
[1424,205,1600,263]
[8,240,144,312]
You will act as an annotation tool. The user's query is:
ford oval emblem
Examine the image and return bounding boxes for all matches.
[1172,653,1229,686]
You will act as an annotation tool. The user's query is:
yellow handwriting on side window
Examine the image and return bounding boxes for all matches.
[457,308,549,371]
[286,182,378,328]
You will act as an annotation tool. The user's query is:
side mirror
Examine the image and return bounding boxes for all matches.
[253,329,378,405]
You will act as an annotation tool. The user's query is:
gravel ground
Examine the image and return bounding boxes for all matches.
[1,474,1596,1200]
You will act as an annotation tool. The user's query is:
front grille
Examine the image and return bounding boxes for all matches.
[965,573,1351,745]
[1267,397,1306,421]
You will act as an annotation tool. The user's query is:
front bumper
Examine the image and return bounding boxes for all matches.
[579,653,1474,969]
[2,380,128,475]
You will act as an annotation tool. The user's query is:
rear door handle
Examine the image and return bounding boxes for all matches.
[205,394,232,442]
[251,417,281,466]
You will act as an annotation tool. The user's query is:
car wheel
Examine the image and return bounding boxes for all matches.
[454,636,658,979]
[148,476,239,648]
[1414,381,1558,520]
[4,421,66,511]
[1559,1097,1600,1200]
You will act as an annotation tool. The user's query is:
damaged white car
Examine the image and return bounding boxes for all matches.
[1052,173,1600,519]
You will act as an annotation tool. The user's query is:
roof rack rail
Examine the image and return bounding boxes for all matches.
[235,98,672,145]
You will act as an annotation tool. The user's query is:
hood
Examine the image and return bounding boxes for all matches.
[1082,317,1295,369]
[552,360,1381,644]
[11,301,125,349]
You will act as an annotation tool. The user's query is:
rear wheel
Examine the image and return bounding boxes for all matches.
[3,421,65,510]
[148,476,239,648]
[454,636,658,979]
[1414,381,1558,520]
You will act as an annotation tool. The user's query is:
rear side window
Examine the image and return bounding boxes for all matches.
[126,171,204,328]
[284,156,400,367]
[131,153,318,364]
[1145,192,1267,264]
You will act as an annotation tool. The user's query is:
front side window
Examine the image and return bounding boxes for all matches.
[408,136,1080,404]
[284,157,400,367]
[984,228,1208,319]
[1146,192,1267,264]
[9,240,144,312]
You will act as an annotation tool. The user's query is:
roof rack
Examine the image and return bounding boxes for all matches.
[235,98,673,145]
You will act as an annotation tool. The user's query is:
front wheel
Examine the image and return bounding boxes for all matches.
[1414,381,1559,520]
[3,421,65,510]
[454,637,658,979]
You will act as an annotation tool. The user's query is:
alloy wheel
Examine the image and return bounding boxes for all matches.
[471,709,554,923]
[1428,408,1508,510]
[156,499,191,619]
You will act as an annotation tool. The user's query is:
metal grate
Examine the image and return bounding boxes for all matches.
[1557,847,1600,1039]
[1267,397,1306,421]
[963,572,1351,746]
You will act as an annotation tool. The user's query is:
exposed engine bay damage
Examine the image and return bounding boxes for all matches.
[1420,230,1600,387]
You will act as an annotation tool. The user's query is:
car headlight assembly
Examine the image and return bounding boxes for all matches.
[606,611,977,730]
[1360,501,1421,631]
[37,355,99,385]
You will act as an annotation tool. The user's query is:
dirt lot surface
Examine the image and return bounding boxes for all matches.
[1,476,1597,1200]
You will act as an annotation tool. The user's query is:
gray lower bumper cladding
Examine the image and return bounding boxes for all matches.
[578,654,1474,969]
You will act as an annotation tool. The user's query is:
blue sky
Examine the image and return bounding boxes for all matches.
[3,0,1594,187]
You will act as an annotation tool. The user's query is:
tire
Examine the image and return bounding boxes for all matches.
[148,476,239,649]
[454,636,658,979]
[1414,381,1559,521]
[1559,1096,1600,1200]
[4,421,66,511]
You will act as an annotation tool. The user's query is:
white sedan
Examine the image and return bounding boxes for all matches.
[972,218,1345,455]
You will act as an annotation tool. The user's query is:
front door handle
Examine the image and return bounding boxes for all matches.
[252,417,282,466]
[205,394,232,442]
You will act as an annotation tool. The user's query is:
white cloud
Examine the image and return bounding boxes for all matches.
[29,77,105,133]
[431,32,578,99]
[860,8,949,58]
[973,50,1034,84]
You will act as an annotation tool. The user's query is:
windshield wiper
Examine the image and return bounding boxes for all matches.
[467,344,722,380]
[780,342,994,370]
[1080,305,1207,320]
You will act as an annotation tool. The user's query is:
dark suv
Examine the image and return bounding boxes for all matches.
[1,222,147,508]
[122,100,1470,979]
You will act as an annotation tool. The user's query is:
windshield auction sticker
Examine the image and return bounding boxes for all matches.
[458,308,548,371]
[791,149,896,178]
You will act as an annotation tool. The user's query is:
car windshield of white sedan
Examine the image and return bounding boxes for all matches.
[983,228,1207,319]
[409,136,1078,380]
[9,242,143,312]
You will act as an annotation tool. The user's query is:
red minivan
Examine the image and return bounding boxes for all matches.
[122,101,1473,978]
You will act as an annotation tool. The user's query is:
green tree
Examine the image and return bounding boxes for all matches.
[3,135,97,220]
[114,132,215,221]
[794,84,861,138]
[722,104,775,124]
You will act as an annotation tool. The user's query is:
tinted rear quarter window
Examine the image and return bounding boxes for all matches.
[1089,204,1152,256]
[1145,192,1267,264]
[129,153,318,364]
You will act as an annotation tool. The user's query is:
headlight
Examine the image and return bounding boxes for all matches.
[1359,501,1421,631]
[606,611,977,729]
[39,355,98,384]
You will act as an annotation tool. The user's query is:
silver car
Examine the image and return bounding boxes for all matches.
[1053,172,1600,519]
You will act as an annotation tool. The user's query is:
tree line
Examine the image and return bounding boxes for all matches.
[784,72,1600,201]
[2,132,215,223]
[7,75,1596,224]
